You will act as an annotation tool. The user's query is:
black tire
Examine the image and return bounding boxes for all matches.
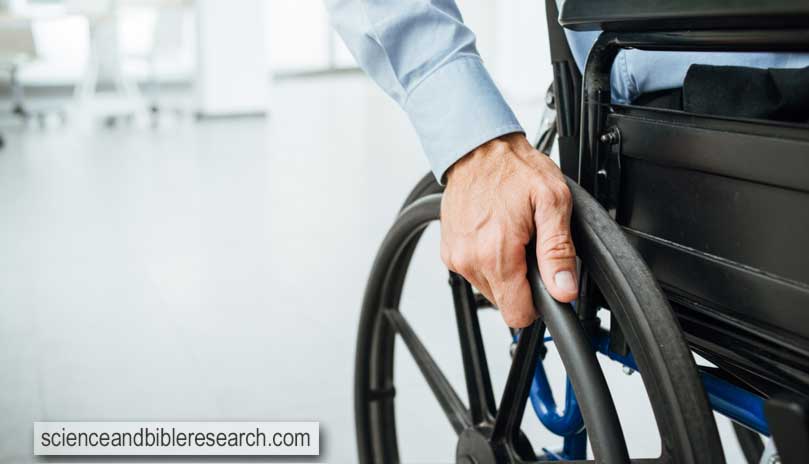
[355,173,724,463]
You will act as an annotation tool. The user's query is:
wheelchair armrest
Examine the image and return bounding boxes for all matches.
[559,0,809,32]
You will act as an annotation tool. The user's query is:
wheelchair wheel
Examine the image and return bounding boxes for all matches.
[355,173,725,463]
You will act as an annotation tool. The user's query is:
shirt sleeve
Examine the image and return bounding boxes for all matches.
[324,0,524,182]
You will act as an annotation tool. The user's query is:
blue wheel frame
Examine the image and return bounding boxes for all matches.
[522,324,768,460]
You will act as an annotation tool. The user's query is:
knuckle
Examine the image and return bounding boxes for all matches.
[533,181,550,200]
[550,186,571,209]
[538,180,571,209]
[556,183,572,205]
[453,250,476,276]
[478,248,498,272]
[541,234,577,260]
[491,282,507,306]
[503,310,535,329]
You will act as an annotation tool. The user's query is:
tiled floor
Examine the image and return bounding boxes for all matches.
[0,76,745,463]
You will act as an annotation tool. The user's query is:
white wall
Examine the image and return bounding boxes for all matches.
[14,4,195,86]
[14,0,552,103]
[194,0,268,116]
[265,0,330,72]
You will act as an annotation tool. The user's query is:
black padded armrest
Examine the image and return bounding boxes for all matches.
[559,0,809,32]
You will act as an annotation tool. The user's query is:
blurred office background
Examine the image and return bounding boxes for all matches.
[0,1,747,462]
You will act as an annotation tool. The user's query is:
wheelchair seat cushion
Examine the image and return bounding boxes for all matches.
[683,65,809,123]
[631,65,809,124]
[559,0,809,31]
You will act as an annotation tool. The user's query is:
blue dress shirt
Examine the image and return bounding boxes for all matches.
[324,0,522,181]
[325,0,809,182]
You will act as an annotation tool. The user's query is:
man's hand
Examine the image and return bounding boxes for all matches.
[440,133,578,328]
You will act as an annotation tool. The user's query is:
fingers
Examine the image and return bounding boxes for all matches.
[534,181,579,303]
[442,239,492,303]
[484,249,536,328]
[441,236,537,329]
[465,268,495,310]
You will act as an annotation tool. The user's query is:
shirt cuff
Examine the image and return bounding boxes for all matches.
[403,55,524,183]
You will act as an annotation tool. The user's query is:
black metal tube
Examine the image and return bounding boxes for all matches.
[490,318,544,453]
[605,29,809,53]
[450,272,498,425]
[383,309,472,434]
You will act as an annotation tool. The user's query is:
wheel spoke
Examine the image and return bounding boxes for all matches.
[449,272,498,424]
[491,318,545,444]
[474,292,495,309]
[382,308,472,434]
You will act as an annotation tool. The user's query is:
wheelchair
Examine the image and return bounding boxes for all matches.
[355,1,809,462]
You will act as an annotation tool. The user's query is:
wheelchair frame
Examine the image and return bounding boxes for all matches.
[523,330,769,460]
[355,1,809,461]
[536,0,809,459]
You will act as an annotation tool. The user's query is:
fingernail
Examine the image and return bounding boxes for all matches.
[554,271,577,293]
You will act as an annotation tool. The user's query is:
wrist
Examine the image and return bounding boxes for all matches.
[446,132,528,184]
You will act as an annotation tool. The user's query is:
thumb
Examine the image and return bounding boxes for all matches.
[534,188,578,302]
